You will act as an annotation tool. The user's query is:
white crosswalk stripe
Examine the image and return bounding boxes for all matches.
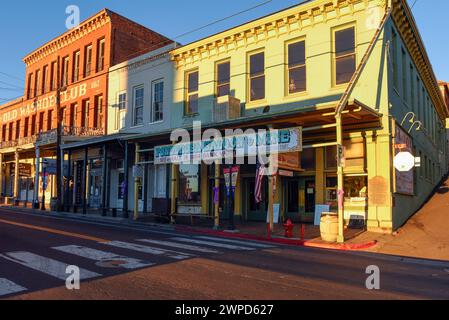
[0,278,27,297]
[170,237,255,251]
[137,239,220,254]
[195,236,275,248]
[105,241,192,260]
[52,245,154,269]
[0,252,101,280]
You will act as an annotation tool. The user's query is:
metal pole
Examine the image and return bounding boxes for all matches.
[123,141,129,218]
[82,146,88,215]
[56,56,63,212]
[65,150,72,212]
[213,160,220,230]
[0,153,3,197]
[336,115,345,243]
[14,150,20,205]
[101,144,108,216]
[134,143,140,221]
[34,148,40,209]
[228,164,235,231]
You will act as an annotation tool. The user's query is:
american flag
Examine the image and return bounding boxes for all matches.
[255,160,265,204]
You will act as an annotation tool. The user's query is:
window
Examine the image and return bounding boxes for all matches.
[34,69,41,97]
[301,148,316,171]
[60,107,66,126]
[186,70,199,114]
[26,73,33,100]
[50,61,57,91]
[391,29,398,89]
[334,26,356,85]
[249,52,265,101]
[61,56,69,87]
[97,38,105,72]
[8,122,13,141]
[287,40,306,94]
[151,80,164,122]
[42,65,48,94]
[94,95,103,128]
[133,86,144,126]
[401,48,407,100]
[81,99,90,128]
[31,114,36,135]
[15,120,20,140]
[417,78,421,117]
[84,45,92,77]
[178,164,201,204]
[216,61,230,97]
[70,103,77,127]
[38,112,44,132]
[116,92,127,130]
[73,50,80,82]
[2,125,6,142]
[47,110,53,131]
[24,117,29,138]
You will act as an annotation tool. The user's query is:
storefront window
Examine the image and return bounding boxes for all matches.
[326,176,337,203]
[179,164,201,204]
[344,176,367,198]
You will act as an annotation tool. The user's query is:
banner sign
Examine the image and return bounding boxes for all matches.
[394,123,414,195]
[154,127,302,165]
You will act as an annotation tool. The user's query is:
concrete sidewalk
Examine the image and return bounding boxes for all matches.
[350,177,449,261]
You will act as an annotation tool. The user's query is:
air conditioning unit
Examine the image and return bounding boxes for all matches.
[213,95,241,122]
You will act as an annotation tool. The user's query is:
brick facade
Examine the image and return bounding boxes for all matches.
[0,9,172,145]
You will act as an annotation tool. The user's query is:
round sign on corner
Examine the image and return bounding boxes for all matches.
[394,152,415,172]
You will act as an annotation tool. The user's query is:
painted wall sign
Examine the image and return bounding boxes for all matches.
[11,163,32,177]
[1,80,101,124]
[394,123,414,195]
[154,127,303,165]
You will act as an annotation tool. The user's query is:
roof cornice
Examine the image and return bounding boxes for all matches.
[392,0,448,119]
[23,9,111,67]
[171,0,380,66]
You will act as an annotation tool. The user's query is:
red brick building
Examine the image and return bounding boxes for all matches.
[0,9,172,205]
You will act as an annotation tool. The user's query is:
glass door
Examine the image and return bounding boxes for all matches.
[244,177,267,222]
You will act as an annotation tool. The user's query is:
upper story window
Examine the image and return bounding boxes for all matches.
[400,48,408,104]
[26,73,33,100]
[61,56,70,87]
[151,80,164,123]
[47,109,53,131]
[97,38,105,72]
[31,114,36,136]
[186,70,199,114]
[84,44,93,78]
[94,95,103,128]
[334,26,356,85]
[249,52,265,101]
[409,64,414,107]
[34,69,41,97]
[42,65,48,94]
[50,61,57,91]
[133,86,144,126]
[38,112,44,133]
[81,99,90,128]
[216,61,230,97]
[24,117,29,138]
[116,92,127,130]
[15,120,20,140]
[287,40,306,94]
[73,50,80,83]
[391,29,398,89]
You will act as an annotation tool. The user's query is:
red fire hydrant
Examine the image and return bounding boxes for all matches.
[283,218,294,238]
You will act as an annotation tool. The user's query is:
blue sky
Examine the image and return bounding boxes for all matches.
[0,0,447,102]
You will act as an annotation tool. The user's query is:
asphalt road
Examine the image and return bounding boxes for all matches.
[0,208,448,300]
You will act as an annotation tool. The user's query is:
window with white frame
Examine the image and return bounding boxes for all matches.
[151,80,164,123]
[133,86,144,126]
[116,92,127,130]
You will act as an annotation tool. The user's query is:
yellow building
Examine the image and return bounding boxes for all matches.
[162,0,448,241]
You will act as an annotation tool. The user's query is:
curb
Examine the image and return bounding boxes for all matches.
[175,226,378,251]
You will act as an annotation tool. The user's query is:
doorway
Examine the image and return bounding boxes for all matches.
[244,177,268,222]
[284,177,316,223]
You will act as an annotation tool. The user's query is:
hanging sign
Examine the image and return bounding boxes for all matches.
[394,123,414,195]
[231,166,240,193]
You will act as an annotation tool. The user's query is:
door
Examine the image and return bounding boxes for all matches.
[244,177,267,222]
[284,177,316,223]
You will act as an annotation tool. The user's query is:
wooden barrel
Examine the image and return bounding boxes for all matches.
[320,213,339,242]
